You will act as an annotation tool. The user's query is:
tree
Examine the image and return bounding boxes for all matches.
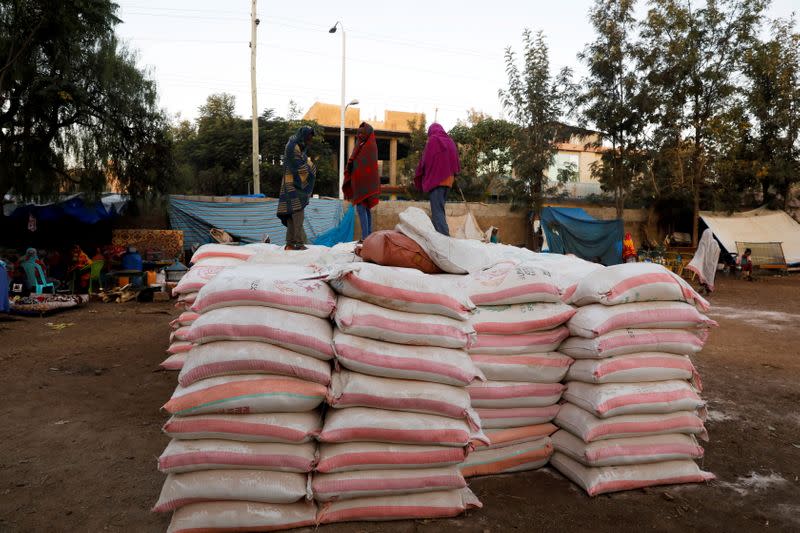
[499,30,577,249]
[637,0,768,245]
[578,0,645,218]
[448,110,516,201]
[742,17,800,209]
[0,0,174,200]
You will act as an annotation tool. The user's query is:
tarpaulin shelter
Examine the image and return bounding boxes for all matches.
[700,207,800,267]
[168,195,350,248]
[540,206,624,265]
[1,195,120,250]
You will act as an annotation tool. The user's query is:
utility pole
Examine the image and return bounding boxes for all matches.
[434,107,439,123]
[250,0,260,194]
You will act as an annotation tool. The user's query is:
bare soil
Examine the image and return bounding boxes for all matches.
[1,274,798,532]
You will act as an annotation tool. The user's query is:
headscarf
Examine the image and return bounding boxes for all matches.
[414,123,460,193]
[277,126,317,224]
[343,122,380,208]
[22,248,37,263]
[622,232,637,260]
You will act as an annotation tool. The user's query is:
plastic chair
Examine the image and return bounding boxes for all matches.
[20,262,55,295]
[88,260,105,293]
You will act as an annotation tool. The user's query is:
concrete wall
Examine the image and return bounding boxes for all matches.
[367,201,653,248]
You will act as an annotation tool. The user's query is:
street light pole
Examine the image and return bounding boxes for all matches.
[330,21,346,200]
[250,0,260,194]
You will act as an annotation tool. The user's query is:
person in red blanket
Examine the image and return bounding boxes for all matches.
[343,122,381,241]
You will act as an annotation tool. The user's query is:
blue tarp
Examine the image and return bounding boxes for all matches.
[313,205,355,247]
[10,197,115,225]
[169,196,349,248]
[540,207,624,265]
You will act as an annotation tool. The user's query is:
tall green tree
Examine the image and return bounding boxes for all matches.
[638,0,768,244]
[742,17,800,208]
[578,0,645,218]
[448,110,516,201]
[499,29,577,249]
[0,0,174,200]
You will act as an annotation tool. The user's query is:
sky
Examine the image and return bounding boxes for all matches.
[114,0,798,131]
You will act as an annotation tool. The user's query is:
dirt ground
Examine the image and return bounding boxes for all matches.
[1,273,799,533]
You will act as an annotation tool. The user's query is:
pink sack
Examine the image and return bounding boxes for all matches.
[559,328,708,359]
[162,375,327,416]
[554,403,709,443]
[470,302,576,334]
[568,262,710,310]
[461,438,553,477]
[566,353,701,388]
[335,296,476,349]
[476,405,561,429]
[551,429,704,467]
[467,381,565,408]
[327,370,479,426]
[333,331,484,386]
[463,261,563,305]
[470,352,573,383]
[167,501,316,533]
[158,439,317,474]
[186,306,334,360]
[327,263,475,320]
[153,470,310,512]
[162,412,321,443]
[550,452,714,496]
[172,265,227,296]
[160,353,186,371]
[167,341,194,356]
[315,488,481,524]
[192,264,336,318]
[178,341,331,388]
[190,243,258,263]
[468,327,569,355]
[567,301,716,338]
[319,407,487,447]
[563,380,705,418]
[169,326,192,343]
[316,442,467,473]
[475,423,557,450]
[311,467,466,502]
[170,311,200,329]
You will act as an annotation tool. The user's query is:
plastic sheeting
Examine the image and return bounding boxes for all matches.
[313,205,355,246]
[168,195,346,248]
[700,207,800,266]
[540,207,623,265]
[9,196,117,224]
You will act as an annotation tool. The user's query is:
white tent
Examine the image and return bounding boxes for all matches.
[700,207,800,265]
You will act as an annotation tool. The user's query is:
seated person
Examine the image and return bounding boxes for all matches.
[68,245,93,292]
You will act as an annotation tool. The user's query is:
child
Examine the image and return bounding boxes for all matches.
[740,248,753,280]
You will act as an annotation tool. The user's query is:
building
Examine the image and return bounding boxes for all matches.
[303,102,425,198]
[546,125,607,198]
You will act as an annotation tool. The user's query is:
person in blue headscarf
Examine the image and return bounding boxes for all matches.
[277,126,317,251]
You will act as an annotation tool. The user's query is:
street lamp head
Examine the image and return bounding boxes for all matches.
[328,25,337,33]
[347,99,359,107]
[329,21,340,33]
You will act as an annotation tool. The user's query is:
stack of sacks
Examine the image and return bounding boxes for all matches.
[316,263,483,524]
[161,311,200,370]
[551,263,716,496]
[456,260,576,476]
[155,263,337,531]
[166,243,278,366]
